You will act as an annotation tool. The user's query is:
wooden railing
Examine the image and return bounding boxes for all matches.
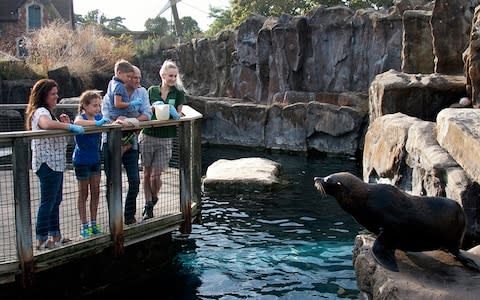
[0,105,202,286]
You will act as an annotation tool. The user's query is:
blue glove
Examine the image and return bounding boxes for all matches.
[152,100,164,106]
[68,124,85,135]
[129,99,142,108]
[95,117,111,126]
[169,105,180,120]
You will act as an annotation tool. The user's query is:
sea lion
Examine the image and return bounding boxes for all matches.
[314,172,480,272]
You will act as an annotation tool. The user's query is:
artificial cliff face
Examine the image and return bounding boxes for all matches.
[167,0,474,105]
[463,4,480,108]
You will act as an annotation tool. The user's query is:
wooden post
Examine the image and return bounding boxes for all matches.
[191,119,202,223]
[13,138,34,287]
[178,121,192,234]
[107,128,124,256]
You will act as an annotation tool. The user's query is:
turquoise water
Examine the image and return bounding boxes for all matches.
[166,147,363,299]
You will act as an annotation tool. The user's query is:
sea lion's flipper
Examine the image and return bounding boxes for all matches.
[371,235,399,272]
[454,252,480,272]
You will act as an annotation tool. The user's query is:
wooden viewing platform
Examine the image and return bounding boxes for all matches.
[0,105,203,287]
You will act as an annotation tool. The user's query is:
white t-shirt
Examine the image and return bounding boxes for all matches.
[31,107,68,172]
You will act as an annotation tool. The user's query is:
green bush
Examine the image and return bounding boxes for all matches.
[135,35,177,61]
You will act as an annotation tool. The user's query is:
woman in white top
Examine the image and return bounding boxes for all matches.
[25,79,84,250]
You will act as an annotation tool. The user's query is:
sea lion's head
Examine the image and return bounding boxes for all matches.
[314,172,365,199]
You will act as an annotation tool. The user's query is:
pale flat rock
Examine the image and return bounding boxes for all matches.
[202,157,281,193]
[437,108,480,183]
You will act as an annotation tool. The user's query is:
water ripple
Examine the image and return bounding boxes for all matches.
[170,147,363,299]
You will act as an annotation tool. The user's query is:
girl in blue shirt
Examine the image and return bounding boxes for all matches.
[73,90,110,238]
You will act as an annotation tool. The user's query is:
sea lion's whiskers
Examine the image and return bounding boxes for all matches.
[314,177,326,196]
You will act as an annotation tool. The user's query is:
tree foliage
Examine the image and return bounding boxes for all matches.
[180,16,201,39]
[75,9,128,31]
[144,15,169,36]
[230,0,317,25]
[205,6,234,37]
[143,15,201,40]
[206,0,395,35]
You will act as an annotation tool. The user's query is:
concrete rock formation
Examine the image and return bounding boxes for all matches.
[353,234,480,300]
[368,70,466,124]
[187,92,368,156]
[363,111,480,248]
[464,4,480,107]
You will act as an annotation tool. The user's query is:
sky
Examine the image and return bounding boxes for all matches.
[72,0,231,31]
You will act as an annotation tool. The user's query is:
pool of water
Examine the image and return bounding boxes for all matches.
[164,147,364,299]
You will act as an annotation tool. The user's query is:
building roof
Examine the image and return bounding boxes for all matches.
[0,0,73,23]
[0,1,24,21]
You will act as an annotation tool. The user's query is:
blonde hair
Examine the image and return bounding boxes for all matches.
[160,59,185,91]
[78,90,102,113]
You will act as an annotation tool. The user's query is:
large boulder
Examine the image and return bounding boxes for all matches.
[231,14,266,102]
[0,109,23,132]
[369,70,465,124]
[436,108,480,246]
[363,113,415,186]
[353,234,480,300]
[436,108,480,184]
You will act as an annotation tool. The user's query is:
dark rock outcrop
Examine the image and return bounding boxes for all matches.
[353,234,480,300]
[187,92,368,156]
[402,10,434,74]
[171,6,405,104]
[431,0,478,74]
[463,3,480,107]
[0,79,35,104]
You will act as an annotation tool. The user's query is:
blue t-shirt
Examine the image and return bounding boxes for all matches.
[101,86,152,149]
[105,76,136,120]
[72,114,102,165]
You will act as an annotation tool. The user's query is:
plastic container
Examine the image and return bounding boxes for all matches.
[154,104,170,121]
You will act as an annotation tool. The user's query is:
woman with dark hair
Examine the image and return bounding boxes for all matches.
[25,79,84,250]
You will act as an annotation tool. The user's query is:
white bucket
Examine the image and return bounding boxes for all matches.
[154,104,170,121]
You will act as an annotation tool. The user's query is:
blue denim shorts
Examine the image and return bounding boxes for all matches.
[73,162,101,180]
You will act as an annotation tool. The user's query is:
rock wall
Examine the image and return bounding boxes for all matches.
[187,92,368,156]
[164,0,477,106]
[2,1,476,107]
[172,6,405,104]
